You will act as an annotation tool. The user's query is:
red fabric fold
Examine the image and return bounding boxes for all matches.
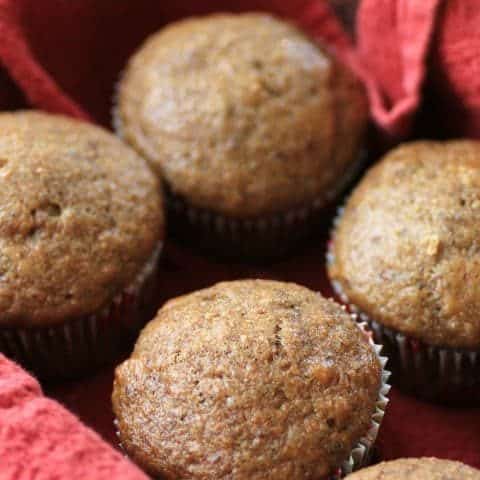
[356,0,441,138]
[0,353,41,409]
[0,355,148,480]
[357,0,480,139]
[430,0,480,137]
[0,0,90,120]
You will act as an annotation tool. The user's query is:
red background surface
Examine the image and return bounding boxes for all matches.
[0,0,479,475]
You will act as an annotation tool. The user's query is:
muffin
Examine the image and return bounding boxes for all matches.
[346,458,480,479]
[328,140,480,402]
[0,111,164,380]
[115,13,368,259]
[113,280,389,479]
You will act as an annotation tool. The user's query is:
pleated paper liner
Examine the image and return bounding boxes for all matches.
[367,317,480,405]
[163,152,365,262]
[0,244,162,382]
[327,208,480,404]
[114,318,390,479]
[335,320,390,478]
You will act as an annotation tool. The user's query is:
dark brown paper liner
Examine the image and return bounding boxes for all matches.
[163,153,364,261]
[165,186,327,259]
[114,319,390,479]
[327,208,480,403]
[366,318,480,403]
[0,244,162,381]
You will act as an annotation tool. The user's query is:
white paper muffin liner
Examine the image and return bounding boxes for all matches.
[113,316,390,479]
[327,207,480,401]
[334,319,390,478]
[0,244,162,381]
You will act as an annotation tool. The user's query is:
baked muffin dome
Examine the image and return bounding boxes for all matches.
[329,141,480,349]
[0,111,164,326]
[116,13,367,218]
[346,458,480,479]
[113,280,382,479]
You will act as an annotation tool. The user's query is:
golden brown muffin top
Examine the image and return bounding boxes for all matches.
[0,111,163,327]
[113,279,381,480]
[329,140,480,349]
[346,458,480,479]
[116,13,367,218]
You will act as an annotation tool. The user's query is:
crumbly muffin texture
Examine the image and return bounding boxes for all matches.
[0,111,163,326]
[329,141,480,349]
[117,13,367,218]
[113,280,381,480]
[346,458,480,479]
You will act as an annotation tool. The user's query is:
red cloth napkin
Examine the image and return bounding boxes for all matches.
[357,0,480,139]
[0,354,148,480]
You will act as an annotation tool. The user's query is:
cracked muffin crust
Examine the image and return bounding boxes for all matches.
[328,141,480,350]
[0,111,164,326]
[346,458,480,479]
[112,280,382,479]
[116,13,367,218]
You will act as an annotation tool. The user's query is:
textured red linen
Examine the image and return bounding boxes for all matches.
[0,1,479,479]
[0,354,148,480]
[357,0,480,139]
[357,0,440,138]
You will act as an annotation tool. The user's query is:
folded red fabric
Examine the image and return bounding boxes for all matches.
[0,355,147,480]
[357,0,480,139]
